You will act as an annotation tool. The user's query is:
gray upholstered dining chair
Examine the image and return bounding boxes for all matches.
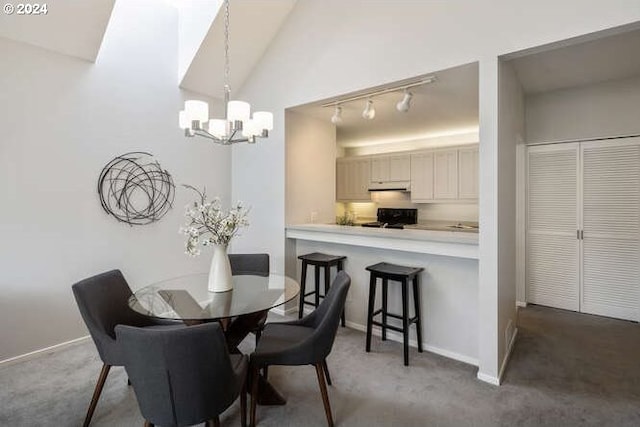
[116,322,248,427]
[249,271,351,427]
[71,269,180,427]
[229,253,269,277]
[227,254,270,348]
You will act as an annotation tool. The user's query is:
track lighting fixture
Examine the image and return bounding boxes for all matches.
[331,105,343,124]
[362,100,376,120]
[396,90,413,112]
[321,75,435,124]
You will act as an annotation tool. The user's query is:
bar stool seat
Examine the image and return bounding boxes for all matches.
[298,252,347,327]
[365,262,424,366]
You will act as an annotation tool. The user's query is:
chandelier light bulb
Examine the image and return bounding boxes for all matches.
[178,111,189,129]
[362,100,375,120]
[331,105,343,124]
[253,111,274,131]
[396,90,413,112]
[184,100,209,125]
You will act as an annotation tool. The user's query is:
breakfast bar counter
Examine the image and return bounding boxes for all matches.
[285,223,478,259]
[285,223,479,366]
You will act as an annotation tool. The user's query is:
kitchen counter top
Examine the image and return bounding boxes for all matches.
[286,223,478,259]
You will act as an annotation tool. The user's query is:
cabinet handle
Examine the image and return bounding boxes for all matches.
[577,230,580,240]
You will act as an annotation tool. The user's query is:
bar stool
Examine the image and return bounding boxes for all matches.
[365,262,424,366]
[298,252,347,326]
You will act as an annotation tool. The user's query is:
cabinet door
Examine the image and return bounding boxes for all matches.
[458,146,478,199]
[434,150,458,199]
[370,157,389,183]
[336,159,349,201]
[526,143,580,311]
[581,139,640,321]
[336,158,371,202]
[410,152,434,202]
[354,158,371,200]
[389,155,411,182]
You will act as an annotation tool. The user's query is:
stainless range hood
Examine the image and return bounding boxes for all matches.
[368,181,411,192]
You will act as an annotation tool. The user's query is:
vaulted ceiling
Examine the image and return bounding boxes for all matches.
[0,0,297,99]
[0,0,115,62]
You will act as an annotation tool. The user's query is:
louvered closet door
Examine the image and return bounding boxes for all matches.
[526,144,580,311]
[581,138,640,321]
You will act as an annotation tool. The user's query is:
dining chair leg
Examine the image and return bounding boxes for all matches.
[263,366,269,380]
[299,262,308,319]
[315,363,334,427]
[143,421,153,427]
[322,359,332,386]
[241,381,247,427]
[83,363,111,427]
[250,366,260,427]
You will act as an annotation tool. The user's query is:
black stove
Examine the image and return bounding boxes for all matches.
[361,208,417,229]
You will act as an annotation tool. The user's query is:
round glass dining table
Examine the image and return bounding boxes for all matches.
[129,272,300,322]
[129,272,300,406]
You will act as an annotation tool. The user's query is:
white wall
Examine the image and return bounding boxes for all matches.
[525,74,640,143]
[497,60,525,376]
[0,0,230,361]
[285,110,337,225]
[231,0,640,383]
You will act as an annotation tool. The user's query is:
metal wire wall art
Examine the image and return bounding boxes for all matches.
[97,152,175,225]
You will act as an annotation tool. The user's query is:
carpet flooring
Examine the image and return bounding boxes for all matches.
[1,305,639,426]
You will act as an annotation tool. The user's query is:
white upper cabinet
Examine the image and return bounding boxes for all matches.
[434,150,459,199]
[389,155,411,182]
[339,145,477,203]
[410,152,434,202]
[370,157,389,183]
[411,144,478,203]
[336,157,371,202]
[370,154,410,183]
[458,146,479,200]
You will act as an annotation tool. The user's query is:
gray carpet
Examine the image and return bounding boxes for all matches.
[1,305,639,426]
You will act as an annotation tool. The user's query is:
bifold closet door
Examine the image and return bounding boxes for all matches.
[581,139,640,321]
[526,144,580,311]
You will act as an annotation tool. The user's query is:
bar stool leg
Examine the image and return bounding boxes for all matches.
[381,279,388,341]
[401,279,410,366]
[365,274,377,352]
[323,264,330,301]
[413,276,423,353]
[338,260,346,327]
[314,265,321,308]
[299,261,308,319]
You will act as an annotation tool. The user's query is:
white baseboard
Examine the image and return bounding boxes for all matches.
[516,301,527,308]
[476,371,500,385]
[0,335,91,366]
[345,320,479,367]
[497,327,518,383]
[475,327,518,386]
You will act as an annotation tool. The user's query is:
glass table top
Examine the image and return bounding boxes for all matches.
[129,273,300,321]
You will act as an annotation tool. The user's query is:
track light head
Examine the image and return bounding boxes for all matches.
[396,90,413,112]
[362,100,375,120]
[331,105,343,124]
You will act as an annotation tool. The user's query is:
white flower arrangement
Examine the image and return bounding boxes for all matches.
[180,185,249,256]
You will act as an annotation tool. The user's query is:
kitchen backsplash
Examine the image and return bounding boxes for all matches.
[335,191,478,222]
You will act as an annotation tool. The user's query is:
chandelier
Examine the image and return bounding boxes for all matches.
[178,0,273,145]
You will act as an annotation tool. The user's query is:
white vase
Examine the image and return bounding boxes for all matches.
[208,243,233,293]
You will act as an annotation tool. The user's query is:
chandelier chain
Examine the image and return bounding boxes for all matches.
[223,0,230,98]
